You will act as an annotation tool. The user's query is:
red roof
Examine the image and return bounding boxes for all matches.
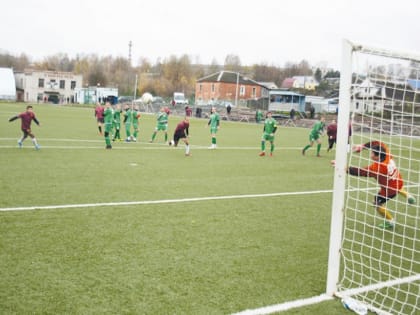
[281,78,295,88]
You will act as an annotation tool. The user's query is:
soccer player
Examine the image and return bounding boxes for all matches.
[123,105,133,142]
[103,102,114,149]
[150,107,169,143]
[94,102,104,135]
[131,106,141,141]
[9,105,41,150]
[255,109,263,123]
[302,116,325,157]
[326,119,337,152]
[340,141,416,229]
[170,116,191,156]
[259,111,277,157]
[112,104,122,141]
[207,106,220,149]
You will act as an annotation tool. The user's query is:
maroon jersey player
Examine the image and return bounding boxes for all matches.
[169,116,191,156]
[9,105,41,149]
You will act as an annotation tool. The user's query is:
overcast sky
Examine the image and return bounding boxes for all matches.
[1,0,419,69]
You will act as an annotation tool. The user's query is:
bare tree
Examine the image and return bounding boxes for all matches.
[224,54,241,72]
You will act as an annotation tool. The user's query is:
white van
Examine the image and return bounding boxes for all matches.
[173,92,188,105]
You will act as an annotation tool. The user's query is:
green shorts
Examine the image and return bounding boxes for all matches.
[155,124,168,132]
[309,133,320,142]
[210,127,218,134]
[262,133,274,142]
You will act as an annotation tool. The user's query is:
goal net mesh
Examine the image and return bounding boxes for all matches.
[337,44,420,315]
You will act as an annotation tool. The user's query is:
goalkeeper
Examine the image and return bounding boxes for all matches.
[347,140,416,229]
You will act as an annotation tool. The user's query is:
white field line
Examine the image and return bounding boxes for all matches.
[0,189,334,212]
[232,294,333,315]
[0,137,300,150]
[0,145,262,150]
[3,183,418,212]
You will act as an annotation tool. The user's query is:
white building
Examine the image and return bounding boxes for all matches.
[292,76,319,90]
[351,78,386,113]
[0,67,16,100]
[305,95,338,113]
[14,69,83,103]
[74,87,118,104]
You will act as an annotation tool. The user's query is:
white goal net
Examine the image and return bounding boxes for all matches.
[327,40,420,315]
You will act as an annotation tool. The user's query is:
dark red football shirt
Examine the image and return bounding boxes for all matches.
[18,111,38,130]
[175,120,189,136]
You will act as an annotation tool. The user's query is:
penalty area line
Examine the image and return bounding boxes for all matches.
[0,189,333,212]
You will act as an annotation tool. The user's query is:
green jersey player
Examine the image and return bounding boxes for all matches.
[124,106,133,142]
[207,107,220,149]
[302,116,325,157]
[259,111,277,157]
[103,102,114,149]
[112,104,122,141]
[150,107,169,143]
[131,106,141,141]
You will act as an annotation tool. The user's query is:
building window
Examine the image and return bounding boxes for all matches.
[71,81,76,90]
[252,87,256,98]
[240,85,245,96]
[38,78,44,88]
[199,84,202,92]
[211,84,215,93]
[60,80,65,89]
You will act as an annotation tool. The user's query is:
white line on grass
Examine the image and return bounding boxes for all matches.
[231,294,333,315]
[0,189,334,212]
[3,184,418,212]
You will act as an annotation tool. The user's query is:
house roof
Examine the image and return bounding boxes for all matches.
[269,89,304,97]
[353,79,417,102]
[258,82,278,89]
[281,78,295,88]
[197,71,265,87]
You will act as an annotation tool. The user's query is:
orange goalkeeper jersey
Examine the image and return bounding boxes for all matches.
[349,141,403,197]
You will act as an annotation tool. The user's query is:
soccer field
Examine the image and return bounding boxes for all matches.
[0,103,349,314]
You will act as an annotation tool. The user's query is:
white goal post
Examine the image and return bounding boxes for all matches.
[327,40,420,315]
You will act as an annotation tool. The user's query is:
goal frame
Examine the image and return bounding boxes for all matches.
[326,39,420,304]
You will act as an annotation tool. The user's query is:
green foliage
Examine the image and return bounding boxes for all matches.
[0,103,349,314]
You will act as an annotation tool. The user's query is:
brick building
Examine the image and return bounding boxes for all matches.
[195,71,269,106]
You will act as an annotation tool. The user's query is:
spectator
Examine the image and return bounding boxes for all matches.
[185,106,192,117]
[196,107,202,118]
[310,105,315,119]
[226,103,232,117]
[290,108,296,120]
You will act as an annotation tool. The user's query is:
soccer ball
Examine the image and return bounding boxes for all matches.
[141,92,153,104]
[169,140,174,146]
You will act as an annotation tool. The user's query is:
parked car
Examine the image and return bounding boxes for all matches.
[152,96,166,105]
[118,96,133,104]
[173,92,188,105]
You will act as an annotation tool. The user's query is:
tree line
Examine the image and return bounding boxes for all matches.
[0,51,341,99]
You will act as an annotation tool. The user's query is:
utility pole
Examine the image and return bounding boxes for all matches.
[128,40,132,67]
